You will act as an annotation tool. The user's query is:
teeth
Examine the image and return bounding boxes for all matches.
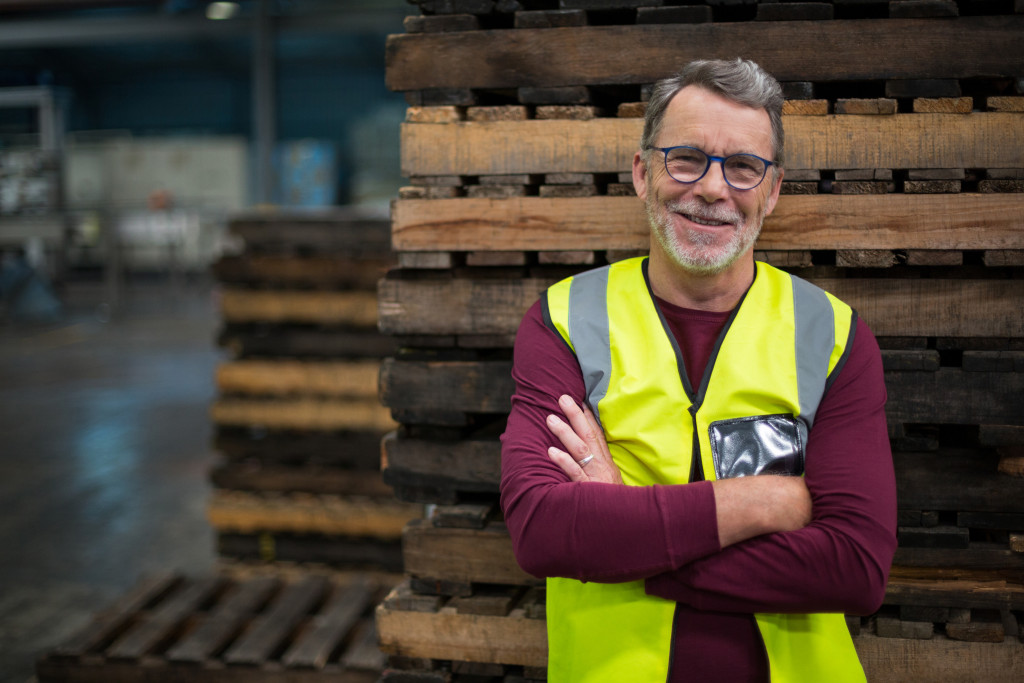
[685,214,727,227]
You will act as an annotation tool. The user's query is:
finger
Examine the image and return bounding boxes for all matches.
[558,395,600,447]
[547,446,588,482]
[578,403,611,457]
[546,413,592,462]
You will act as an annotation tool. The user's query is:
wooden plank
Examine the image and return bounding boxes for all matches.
[106,577,223,659]
[210,464,393,497]
[378,356,1023,426]
[216,533,403,571]
[218,327,398,360]
[51,573,180,657]
[379,275,1024,339]
[206,490,420,539]
[378,277,550,337]
[402,519,538,587]
[375,587,546,667]
[228,210,390,253]
[379,358,513,414]
[165,576,280,663]
[376,582,1024,679]
[382,432,501,489]
[213,430,382,470]
[400,114,1024,176]
[282,576,375,669]
[213,255,390,288]
[221,290,379,326]
[390,194,1024,252]
[385,17,1024,91]
[210,397,397,432]
[223,575,330,665]
[895,545,1024,571]
[216,360,381,398]
[896,450,1024,514]
[855,633,1024,683]
[884,367,1024,425]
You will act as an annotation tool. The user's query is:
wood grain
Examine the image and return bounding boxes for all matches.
[386,17,1024,91]
[391,194,1024,252]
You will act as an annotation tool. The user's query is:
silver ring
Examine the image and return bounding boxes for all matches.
[578,454,595,468]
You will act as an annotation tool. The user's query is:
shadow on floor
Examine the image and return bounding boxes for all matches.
[0,274,222,683]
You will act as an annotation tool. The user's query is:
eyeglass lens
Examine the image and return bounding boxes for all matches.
[665,148,767,189]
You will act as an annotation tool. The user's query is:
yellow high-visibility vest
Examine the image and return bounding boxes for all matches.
[542,256,864,683]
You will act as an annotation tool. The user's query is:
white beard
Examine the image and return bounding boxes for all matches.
[647,195,765,275]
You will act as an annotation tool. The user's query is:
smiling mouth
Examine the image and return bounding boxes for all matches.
[681,212,731,227]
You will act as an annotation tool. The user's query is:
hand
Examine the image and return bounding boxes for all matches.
[545,394,624,485]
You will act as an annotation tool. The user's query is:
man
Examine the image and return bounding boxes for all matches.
[499,58,897,682]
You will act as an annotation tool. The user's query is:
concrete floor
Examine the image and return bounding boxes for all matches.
[0,275,221,683]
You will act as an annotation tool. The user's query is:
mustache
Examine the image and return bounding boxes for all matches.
[664,198,745,225]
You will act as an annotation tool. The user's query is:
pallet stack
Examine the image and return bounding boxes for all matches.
[34,209,417,682]
[375,1,1024,681]
[208,209,421,572]
[36,571,392,682]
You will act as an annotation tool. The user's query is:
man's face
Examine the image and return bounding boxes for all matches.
[633,86,783,276]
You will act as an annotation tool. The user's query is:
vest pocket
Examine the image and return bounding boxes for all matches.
[708,414,805,479]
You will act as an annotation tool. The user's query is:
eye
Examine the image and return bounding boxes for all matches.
[666,148,705,167]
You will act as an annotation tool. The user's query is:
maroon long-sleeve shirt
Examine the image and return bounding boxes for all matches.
[499,291,898,682]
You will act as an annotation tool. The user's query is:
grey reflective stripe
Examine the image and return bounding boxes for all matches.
[791,275,836,430]
[568,267,612,427]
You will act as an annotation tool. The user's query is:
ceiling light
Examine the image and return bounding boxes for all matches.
[206,2,240,20]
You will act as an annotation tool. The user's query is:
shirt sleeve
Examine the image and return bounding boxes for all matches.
[500,300,722,583]
[644,318,898,615]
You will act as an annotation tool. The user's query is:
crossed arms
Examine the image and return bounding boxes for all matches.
[499,301,898,616]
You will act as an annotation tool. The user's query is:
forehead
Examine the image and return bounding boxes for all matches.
[657,85,773,157]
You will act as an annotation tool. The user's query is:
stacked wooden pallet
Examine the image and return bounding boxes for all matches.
[36,571,390,682]
[209,209,421,572]
[376,1,1024,681]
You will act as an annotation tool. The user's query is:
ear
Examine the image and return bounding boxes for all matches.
[632,151,649,201]
[762,166,785,217]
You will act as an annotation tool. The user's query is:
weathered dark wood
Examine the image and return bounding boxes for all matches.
[884,368,1024,426]
[218,326,399,360]
[400,114,1024,176]
[896,450,1024,514]
[282,576,376,669]
[211,463,393,497]
[382,432,501,492]
[386,17,1024,91]
[206,489,417,539]
[223,575,330,665]
[213,430,382,470]
[216,533,404,571]
[166,576,280,663]
[106,577,223,660]
[378,356,1024,427]
[213,255,391,288]
[36,573,386,683]
[402,519,538,586]
[379,275,1024,339]
[390,194,1024,252]
[50,573,180,657]
[221,290,379,326]
[228,210,390,253]
[379,358,514,414]
[887,576,1024,610]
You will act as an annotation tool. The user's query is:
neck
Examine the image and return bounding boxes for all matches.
[647,249,756,312]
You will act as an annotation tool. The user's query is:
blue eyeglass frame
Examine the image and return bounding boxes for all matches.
[647,145,775,190]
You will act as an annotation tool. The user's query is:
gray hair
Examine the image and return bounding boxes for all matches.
[641,58,785,171]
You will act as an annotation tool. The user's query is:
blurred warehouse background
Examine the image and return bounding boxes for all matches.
[0,0,411,316]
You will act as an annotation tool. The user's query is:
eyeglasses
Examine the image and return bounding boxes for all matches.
[647,145,775,191]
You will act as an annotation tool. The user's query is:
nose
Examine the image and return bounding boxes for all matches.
[693,159,730,203]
